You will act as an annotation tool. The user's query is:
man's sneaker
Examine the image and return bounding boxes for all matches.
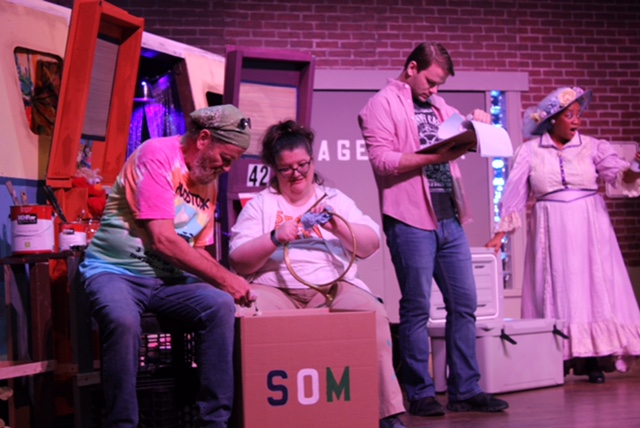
[447,392,509,412]
[379,414,406,428]
[408,396,445,416]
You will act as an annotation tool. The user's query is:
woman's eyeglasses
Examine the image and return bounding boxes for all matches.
[277,160,312,178]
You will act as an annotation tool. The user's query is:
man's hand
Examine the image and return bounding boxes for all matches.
[143,219,257,306]
[468,109,491,124]
[434,140,476,162]
[218,271,254,307]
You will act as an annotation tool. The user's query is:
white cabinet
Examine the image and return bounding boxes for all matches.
[428,247,503,323]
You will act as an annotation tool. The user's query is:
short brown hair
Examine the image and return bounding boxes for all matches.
[403,42,455,76]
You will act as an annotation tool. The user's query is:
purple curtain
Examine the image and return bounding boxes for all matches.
[127,72,185,157]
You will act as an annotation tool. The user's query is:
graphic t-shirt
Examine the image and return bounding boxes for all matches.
[229,186,379,291]
[414,101,456,220]
[80,136,216,280]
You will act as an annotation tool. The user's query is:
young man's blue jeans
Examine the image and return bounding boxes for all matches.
[383,215,482,402]
[84,273,236,428]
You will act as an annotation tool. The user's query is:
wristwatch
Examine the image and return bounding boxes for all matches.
[270,229,282,247]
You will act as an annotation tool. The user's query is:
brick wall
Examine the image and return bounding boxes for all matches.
[49,0,640,265]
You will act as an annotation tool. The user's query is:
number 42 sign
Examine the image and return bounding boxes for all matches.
[246,163,271,187]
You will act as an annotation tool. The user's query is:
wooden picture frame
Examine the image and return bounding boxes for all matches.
[218,47,316,266]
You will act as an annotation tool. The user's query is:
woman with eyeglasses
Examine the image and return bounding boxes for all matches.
[229,120,406,428]
[485,87,640,384]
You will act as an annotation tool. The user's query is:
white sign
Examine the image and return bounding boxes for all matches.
[246,164,271,187]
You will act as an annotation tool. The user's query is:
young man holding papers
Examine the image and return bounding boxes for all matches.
[418,113,513,157]
[358,42,509,418]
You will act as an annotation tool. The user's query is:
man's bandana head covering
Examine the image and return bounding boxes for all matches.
[190,104,251,150]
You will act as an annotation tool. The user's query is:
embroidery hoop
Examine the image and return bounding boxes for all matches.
[283,210,357,304]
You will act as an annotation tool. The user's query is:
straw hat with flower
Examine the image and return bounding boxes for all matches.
[523,87,592,139]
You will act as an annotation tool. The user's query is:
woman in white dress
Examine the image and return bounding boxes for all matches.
[486,87,640,383]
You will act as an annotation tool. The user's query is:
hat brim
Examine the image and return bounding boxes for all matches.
[530,90,592,136]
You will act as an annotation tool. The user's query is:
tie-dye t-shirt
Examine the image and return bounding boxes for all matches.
[80,135,216,280]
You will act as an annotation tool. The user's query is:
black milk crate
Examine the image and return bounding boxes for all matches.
[137,315,199,426]
[88,366,199,427]
[87,314,200,427]
[138,314,198,372]
[137,368,199,428]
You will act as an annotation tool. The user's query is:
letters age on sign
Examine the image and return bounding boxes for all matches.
[316,140,369,162]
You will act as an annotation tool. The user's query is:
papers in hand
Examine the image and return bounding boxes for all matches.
[416,113,514,158]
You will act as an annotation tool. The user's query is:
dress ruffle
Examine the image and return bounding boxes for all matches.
[564,320,640,359]
[495,212,521,233]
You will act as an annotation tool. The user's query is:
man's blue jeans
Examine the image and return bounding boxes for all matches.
[383,215,482,402]
[84,273,236,428]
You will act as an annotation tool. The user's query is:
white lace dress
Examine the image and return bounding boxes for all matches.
[496,132,640,362]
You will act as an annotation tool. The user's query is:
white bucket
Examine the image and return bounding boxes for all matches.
[10,205,55,255]
[59,222,88,251]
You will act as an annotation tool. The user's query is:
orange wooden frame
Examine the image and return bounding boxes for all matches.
[47,0,144,190]
[45,0,143,223]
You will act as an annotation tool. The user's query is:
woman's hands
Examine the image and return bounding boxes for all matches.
[272,203,335,246]
[485,232,506,255]
[272,220,299,245]
[309,203,337,232]
[623,151,640,183]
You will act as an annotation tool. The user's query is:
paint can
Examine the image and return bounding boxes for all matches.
[83,219,101,244]
[10,205,55,255]
[59,222,88,251]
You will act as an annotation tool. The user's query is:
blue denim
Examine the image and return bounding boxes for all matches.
[84,273,236,428]
[383,215,482,402]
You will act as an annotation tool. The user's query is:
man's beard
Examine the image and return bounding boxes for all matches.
[190,150,221,185]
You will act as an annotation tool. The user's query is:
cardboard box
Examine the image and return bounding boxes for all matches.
[429,318,565,394]
[233,309,379,428]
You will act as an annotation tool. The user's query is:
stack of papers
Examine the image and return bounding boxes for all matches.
[416,113,513,158]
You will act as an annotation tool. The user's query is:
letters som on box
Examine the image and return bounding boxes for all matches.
[233,308,379,428]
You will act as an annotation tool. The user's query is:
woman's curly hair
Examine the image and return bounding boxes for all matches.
[260,120,323,191]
